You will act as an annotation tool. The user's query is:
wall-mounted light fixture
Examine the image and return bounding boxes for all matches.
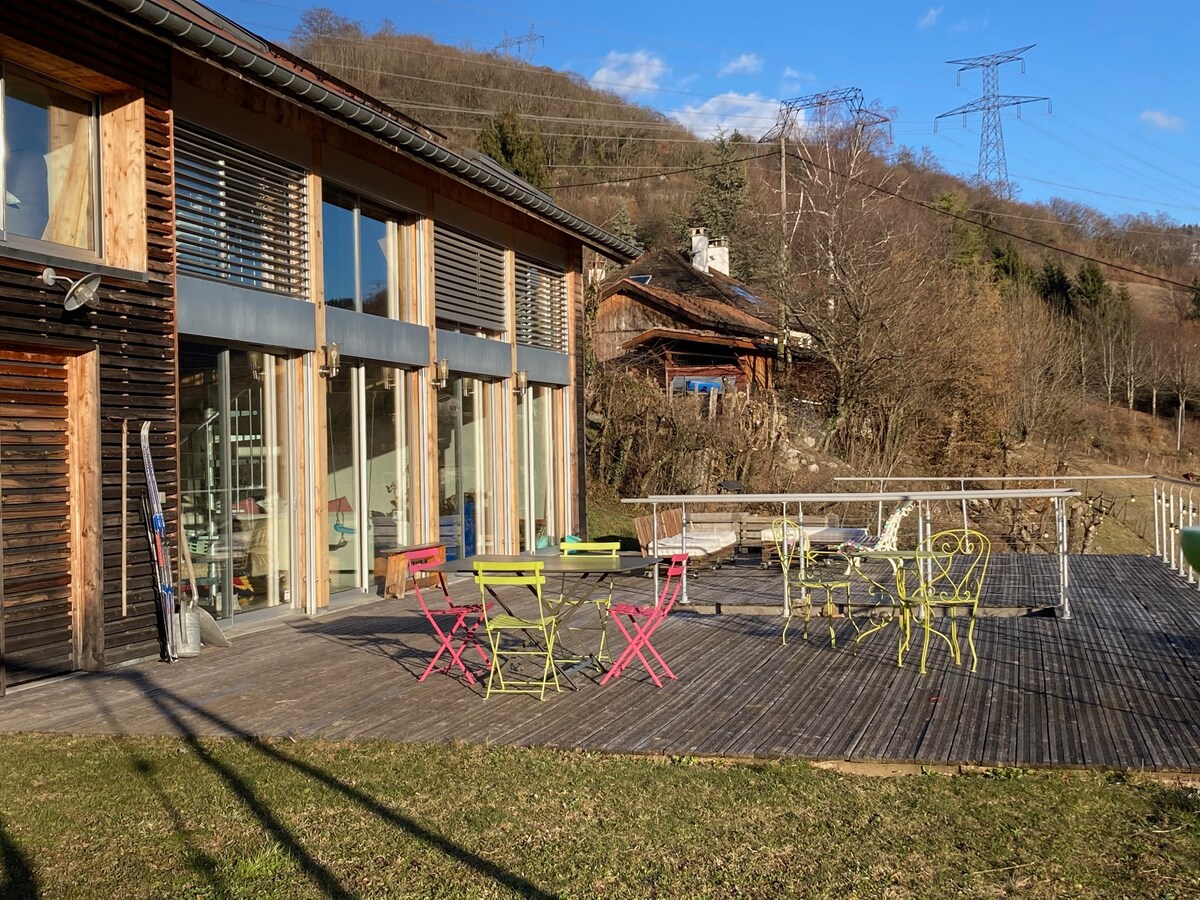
[513,370,528,397]
[42,267,102,311]
[432,358,450,389]
[319,341,341,379]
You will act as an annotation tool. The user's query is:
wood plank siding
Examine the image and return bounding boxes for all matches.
[0,1,176,675]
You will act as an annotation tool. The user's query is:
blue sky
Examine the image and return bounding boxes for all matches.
[206,0,1200,223]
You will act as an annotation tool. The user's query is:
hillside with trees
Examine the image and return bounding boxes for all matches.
[288,9,1200,496]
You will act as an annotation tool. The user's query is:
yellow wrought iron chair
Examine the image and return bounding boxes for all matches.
[908,529,991,674]
[772,518,852,647]
[472,560,560,700]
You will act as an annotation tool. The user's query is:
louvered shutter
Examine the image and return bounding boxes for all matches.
[514,257,567,352]
[175,124,309,297]
[433,224,505,333]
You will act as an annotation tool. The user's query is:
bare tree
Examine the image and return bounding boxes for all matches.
[1001,282,1083,463]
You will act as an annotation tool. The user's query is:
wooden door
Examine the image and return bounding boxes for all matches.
[0,349,73,685]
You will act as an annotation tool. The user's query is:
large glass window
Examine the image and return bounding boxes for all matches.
[365,363,410,569]
[327,361,412,594]
[326,364,360,593]
[518,385,560,552]
[437,376,496,560]
[321,187,408,318]
[179,342,295,620]
[2,66,98,253]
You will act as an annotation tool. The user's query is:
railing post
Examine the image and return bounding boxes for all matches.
[680,501,689,603]
[1153,480,1162,559]
[1057,495,1071,618]
[1189,489,1198,586]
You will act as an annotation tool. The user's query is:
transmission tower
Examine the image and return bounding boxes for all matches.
[495,24,543,62]
[936,44,1051,198]
[760,87,888,143]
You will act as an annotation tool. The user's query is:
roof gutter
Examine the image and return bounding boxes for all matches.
[103,0,641,262]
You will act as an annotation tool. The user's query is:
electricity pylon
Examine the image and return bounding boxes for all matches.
[760,87,888,143]
[936,44,1051,199]
[495,25,543,62]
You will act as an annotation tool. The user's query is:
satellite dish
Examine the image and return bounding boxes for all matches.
[41,267,101,311]
[63,273,102,311]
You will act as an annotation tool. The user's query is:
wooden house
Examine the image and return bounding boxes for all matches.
[0,0,635,691]
[593,236,782,393]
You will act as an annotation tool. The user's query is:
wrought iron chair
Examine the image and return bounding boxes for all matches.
[473,560,560,700]
[772,519,852,646]
[600,553,687,687]
[406,546,490,684]
[907,529,991,674]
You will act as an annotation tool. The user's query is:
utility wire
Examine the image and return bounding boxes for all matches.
[550,150,774,188]
[784,148,1197,291]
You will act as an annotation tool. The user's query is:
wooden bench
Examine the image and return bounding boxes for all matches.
[376,542,445,599]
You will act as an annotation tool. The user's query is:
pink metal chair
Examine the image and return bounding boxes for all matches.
[406,546,490,684]
[600,553,688,687]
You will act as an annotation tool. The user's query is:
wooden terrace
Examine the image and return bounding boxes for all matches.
[2,554,1199,774]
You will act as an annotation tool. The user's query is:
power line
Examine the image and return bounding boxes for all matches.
[549,150,774,189]
[785,148,1196,290]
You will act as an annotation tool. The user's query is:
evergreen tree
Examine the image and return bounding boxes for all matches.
[1188,274,1200,320]
[475,109,548,189]
[1036,260,1075,317]
[1072,261,1112,315]
[689,133,747,240]
[607,204,641,247]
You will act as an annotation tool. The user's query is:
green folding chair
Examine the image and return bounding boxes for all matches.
[473,560,560,700]
[772,518,851,647]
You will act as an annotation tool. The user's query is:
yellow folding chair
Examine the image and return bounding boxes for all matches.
[473,560,560,700]
[558,541,620,664]
[772,518,851,647]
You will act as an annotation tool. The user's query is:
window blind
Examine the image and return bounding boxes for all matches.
[433,223,505,333]
[514,256,567,352]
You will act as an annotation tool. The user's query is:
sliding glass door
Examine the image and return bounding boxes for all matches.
[517,385,560,553]
[179,341,296,620]
[327,361,411,594]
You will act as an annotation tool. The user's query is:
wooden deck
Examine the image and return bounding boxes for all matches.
[3,554,1200,773]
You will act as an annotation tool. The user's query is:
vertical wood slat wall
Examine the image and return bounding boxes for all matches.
[0,2,177,670]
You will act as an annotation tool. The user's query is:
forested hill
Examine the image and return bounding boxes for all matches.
[289,7,1200,480]
[287,7,1196,285]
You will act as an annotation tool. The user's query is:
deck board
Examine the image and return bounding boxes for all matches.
[3,555,1200,772]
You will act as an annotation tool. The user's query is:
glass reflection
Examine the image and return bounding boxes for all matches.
[179,342,293,619]
[365,363,409,574]
[326,364,360,592]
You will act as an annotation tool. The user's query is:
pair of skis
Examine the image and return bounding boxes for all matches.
[140,421,177,662]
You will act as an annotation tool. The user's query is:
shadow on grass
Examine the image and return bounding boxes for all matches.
[96,669,557,899]
[0,815,37,900]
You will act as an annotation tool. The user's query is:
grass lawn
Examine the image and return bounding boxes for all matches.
[0,735,1198,898]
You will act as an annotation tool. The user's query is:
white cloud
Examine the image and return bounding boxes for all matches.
[949,16,989,33]
[591,50,668,97]
[918,6,944,28]
[781,67,817,94]
[672,92,780,139]
[1140,109,1184,132]
[719,53,762,77]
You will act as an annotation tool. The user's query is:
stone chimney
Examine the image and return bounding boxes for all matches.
[689,227,709,273]
[708,237,730,276]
